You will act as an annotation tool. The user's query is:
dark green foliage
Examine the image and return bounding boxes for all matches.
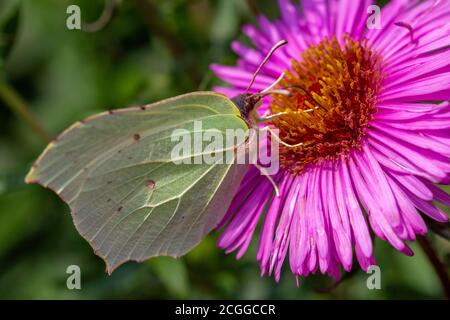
[0,0,448,299]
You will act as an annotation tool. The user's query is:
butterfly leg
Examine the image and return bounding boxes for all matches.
[251,111,304,148]
[250,109,288,124]
[251,103,315,128]
[253,163,280,197]
[259,126,304,148]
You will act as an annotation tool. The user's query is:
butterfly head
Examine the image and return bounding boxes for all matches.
[229,40,288,125]
[231,93,262,122]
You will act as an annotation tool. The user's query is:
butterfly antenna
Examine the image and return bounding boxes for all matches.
[245,40,288,93]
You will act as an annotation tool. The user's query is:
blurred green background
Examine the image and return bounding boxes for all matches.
[0,0,448,299]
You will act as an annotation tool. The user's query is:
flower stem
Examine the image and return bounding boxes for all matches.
[0,81,52,143]
[417,236,450,299]
[246,0,261,16]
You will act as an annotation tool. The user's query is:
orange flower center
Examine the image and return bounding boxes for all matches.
[269,34,383,174]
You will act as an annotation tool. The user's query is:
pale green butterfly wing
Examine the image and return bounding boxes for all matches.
[26,92,249,273]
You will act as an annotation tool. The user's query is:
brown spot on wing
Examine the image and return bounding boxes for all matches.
[145,180,156,190]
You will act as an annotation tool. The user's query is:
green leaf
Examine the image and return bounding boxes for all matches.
[26,92,249,273]
[5,0,66,77]
[0,0,20,28]
[151,257,189,298]
[210,0,239,43]
[0,189,42,258]
[0,168,26,195]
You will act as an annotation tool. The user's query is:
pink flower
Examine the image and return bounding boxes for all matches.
[211,0,450,282]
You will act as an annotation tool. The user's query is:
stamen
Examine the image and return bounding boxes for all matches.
[281,85,326,110]
[268,34,384,174]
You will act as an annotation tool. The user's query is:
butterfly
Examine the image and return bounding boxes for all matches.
[25,40,302,273]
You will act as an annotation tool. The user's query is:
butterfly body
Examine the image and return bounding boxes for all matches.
[231,93,262,125]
